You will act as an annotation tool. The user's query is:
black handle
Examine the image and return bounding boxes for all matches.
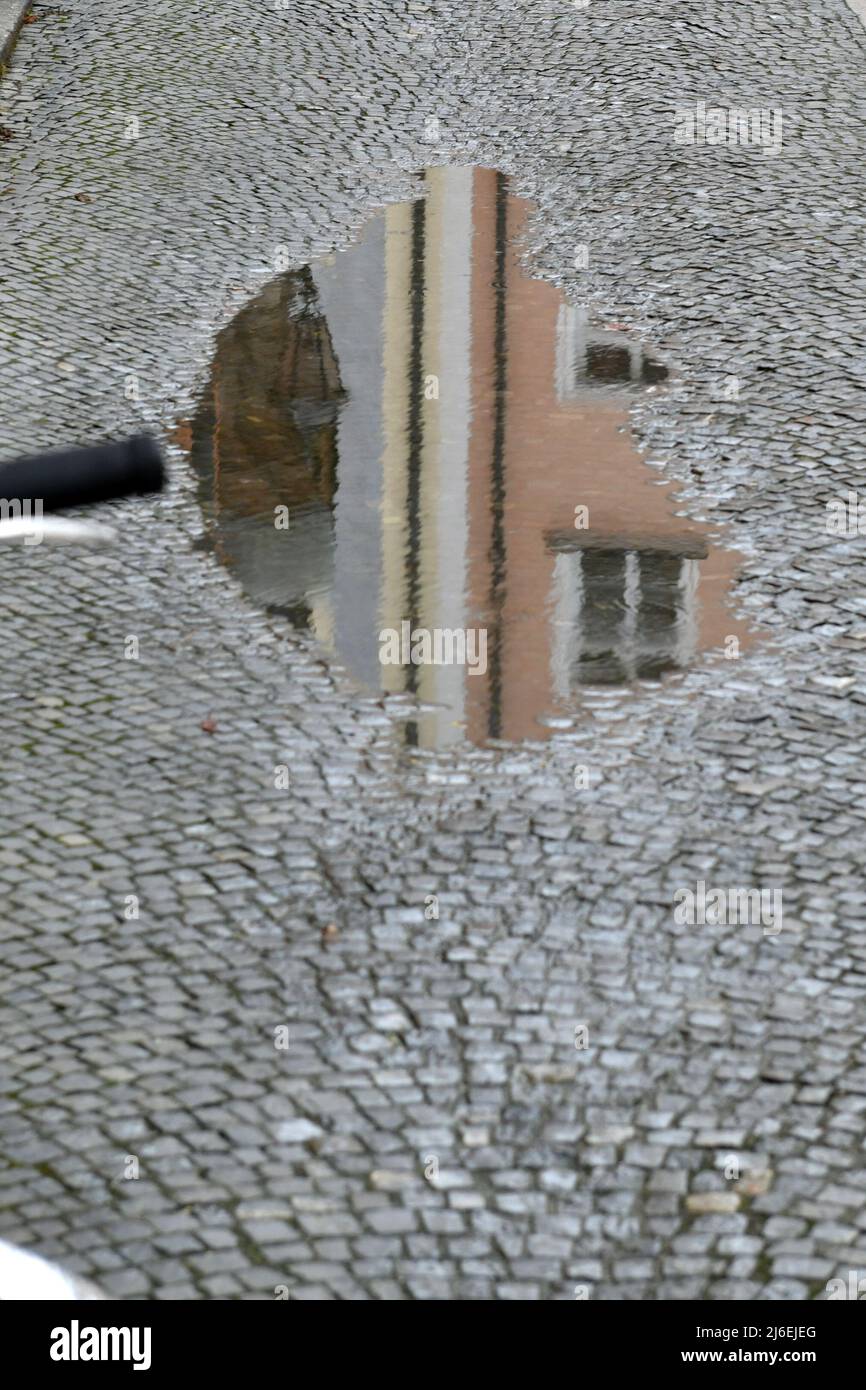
[0,435,165,514]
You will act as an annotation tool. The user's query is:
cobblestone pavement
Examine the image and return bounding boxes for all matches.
[1,0,866,1300]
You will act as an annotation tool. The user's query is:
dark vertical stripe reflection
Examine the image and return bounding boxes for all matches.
[487,173,508,741]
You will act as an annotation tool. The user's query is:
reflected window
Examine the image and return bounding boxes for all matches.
[549,543,702,694]
[586,344,632,383]
[555,303,668,399]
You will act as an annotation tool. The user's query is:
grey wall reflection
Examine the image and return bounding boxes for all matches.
[315,217,387,687]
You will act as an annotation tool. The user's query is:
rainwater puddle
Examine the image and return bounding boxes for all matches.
[181,166,752,747]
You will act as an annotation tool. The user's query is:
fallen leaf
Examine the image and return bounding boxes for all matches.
[168,419,192,452]
[74,192,94,204]
[734,1169,773,1197]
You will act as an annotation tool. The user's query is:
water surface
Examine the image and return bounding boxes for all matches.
[182,167,750,746]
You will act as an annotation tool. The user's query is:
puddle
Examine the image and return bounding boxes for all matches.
[181,166,751,747]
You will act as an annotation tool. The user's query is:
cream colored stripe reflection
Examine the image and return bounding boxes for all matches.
[379,200,413,693]
[417,166,474,745]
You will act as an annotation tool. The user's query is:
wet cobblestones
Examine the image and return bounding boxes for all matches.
[1,0,866,1299]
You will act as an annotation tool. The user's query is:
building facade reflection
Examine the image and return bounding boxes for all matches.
[186,166,749,746]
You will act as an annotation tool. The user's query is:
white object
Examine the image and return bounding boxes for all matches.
[0,1238,104,1300]
[0,517,117,545]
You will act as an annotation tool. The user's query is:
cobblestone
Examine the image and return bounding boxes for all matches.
[0,0,865,1301]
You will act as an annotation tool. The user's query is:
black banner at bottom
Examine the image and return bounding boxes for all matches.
[1,1296,860,1376]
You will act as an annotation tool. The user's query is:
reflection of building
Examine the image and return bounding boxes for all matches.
[189,271,344,635]
[343,166,745,744]
[186,166,749,748]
